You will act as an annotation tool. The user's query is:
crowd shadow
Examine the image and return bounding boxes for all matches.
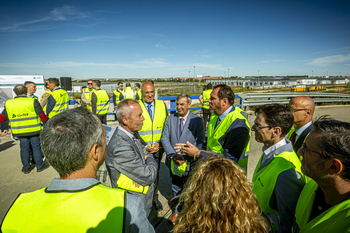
[0,140,15,152]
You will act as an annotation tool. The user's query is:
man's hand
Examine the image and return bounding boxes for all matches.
[154,143,160,149]
[146,145,159,154]
[133,181,140,188]
[1,130,8,137]
[89,102,92,106]
[144,154,149,160]
[175,141,200,158]
[172,154,186,166]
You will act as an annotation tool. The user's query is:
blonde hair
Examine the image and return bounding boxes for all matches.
[173,156,270,233]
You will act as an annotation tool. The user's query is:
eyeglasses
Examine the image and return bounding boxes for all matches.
[290,107,307,113]
[88,83,93,85]
[252,123,271,130]
[300,143,322,156]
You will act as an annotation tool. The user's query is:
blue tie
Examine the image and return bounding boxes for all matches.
[147,104,153,120]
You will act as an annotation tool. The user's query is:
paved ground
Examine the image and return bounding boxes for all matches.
[0,105,349,231]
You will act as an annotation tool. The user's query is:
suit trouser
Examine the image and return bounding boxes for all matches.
[170,172,188,214]
[152,148,164,203]
[19,136,44,170]
[202,108,211,129]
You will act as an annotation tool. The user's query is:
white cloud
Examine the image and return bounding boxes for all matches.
[259,59,286,63]
[308,54,350,67]
[155,42,164,48]
[0,5,90,32]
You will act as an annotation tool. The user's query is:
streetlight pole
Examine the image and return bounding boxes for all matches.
[228,68,230,78]
[258,70,260,87]
[194,66,196,92]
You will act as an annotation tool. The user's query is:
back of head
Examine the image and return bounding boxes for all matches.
[207,83,213,89]
[48,78,59,87]
[93,80,101,87]
[255,104,294,137]
[213,84,235,105]
[40,107,103,178]
[174,156,270,233]
[13,85,27,96]
[313,115,350,181]
[24,81,35,87]
[126,83,131,87]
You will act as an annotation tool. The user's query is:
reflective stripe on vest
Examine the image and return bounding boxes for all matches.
[294,179,350,233]
[207,106,251,170]
[93,89,109,115]
[1,184,125,233]
[138,100,167,146]
[202,89,212,109]
[116,173,149,194]
[123,87,134,99]
[83,87,94,110]
[49,89,69,118]
[40,89,51,112]
[252,150,303,231]
[113,90,122,105]
[171,160,188,177]
[5,97,41,135]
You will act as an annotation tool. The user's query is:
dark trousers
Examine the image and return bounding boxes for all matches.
[152,148,164,203]
[18,136,44,169]
[97,114,107,125]
[170,172,188,213]
[202,108,211,129]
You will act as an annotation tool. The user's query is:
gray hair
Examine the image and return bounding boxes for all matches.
[116,99,139,123]
[40,107,103,178]
[93,80,101,87]
[176,94,192,104]
[313,115,350,181]
[13,85,27,96]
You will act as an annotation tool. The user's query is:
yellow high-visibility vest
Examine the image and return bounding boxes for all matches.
[5,97,41,135]
[83,87,94,110]
[93,89,109,115]
[202,89,212,109]
[123,87,134,99]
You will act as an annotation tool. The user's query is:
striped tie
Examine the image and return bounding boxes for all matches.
[147,104,153,120]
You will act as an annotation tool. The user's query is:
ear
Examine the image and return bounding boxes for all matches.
[88,144,99,161]
[329,158,345,175]
[122,116,128,126]
[273,126,282,137]
[305,109,311,117]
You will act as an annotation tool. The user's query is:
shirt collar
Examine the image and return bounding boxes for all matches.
[262,138,287,156]
[143,100,154,107]
[296,121,312,135]
[179,111,190,120]
[118,125,134,140]
[46,178,99,191]
[218,105,233,122]
[27,93,34,98]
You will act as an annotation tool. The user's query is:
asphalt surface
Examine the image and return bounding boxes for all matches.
[0,105,349,232]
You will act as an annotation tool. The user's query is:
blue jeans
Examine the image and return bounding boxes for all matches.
[19,136,44,169]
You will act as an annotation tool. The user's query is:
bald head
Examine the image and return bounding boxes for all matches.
[142,82,155,103]
[289,96,315,130]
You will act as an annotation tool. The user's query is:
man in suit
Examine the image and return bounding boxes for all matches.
[287,96,315,153]
[161,94,205,223]
[105,99,158,216]
[177,84,251,172]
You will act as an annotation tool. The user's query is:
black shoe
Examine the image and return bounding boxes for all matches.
[22,168,32,174]
[153,200,163,211]
[37,163,50,173]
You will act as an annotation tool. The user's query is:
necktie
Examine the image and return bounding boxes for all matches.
[132,136,138,147]
[147,104,153,120]
[179,118,184,137]
[290,131,297,146]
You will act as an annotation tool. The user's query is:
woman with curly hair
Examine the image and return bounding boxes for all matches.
[173,156,271,233]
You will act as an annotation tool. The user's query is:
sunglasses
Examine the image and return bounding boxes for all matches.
[88,83,93,85]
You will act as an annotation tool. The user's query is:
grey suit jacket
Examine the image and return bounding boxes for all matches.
[105,128,158,216]
[161,111,205,172]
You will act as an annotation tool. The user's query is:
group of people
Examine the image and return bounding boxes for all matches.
[1,81,350,233]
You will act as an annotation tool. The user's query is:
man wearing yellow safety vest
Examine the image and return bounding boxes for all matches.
[123,83,135,99]
[1,107,154,233]
[198,83,212,129]
[81,79,95,111]
[106,99,158,217]
[161,94,204,223]
[113,82,124,121]
[40,82,51,113]
[177,84,250,172]
[138,81,167,212]
[287,96,315,154]
[252,104,305,232]
[46,78,69,119]
[91,80,109,125]
[134,83,142,100]
[0,85,49,174]
[292,116,350,233]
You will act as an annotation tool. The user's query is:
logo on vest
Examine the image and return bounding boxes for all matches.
[60,94,64,97]
[12,113,29,118]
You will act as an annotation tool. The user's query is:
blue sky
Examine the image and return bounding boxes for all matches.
[0,0,349,79]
